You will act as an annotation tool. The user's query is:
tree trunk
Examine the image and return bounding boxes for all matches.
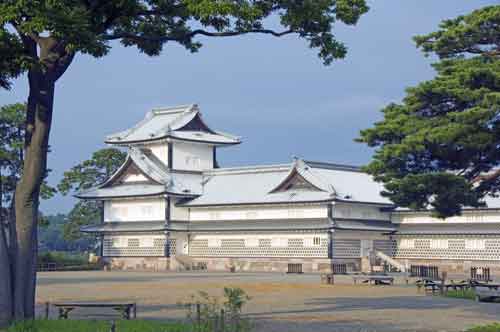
[13,67,55,319]
[0,205,12,327]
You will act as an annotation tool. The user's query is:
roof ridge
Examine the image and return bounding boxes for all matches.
[205,163,291,175]
[151,104,197,115]
[304,160,363,172]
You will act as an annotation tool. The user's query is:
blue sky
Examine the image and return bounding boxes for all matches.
[0,0,496,215]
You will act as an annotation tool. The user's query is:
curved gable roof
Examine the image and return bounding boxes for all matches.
[105,104,240,145]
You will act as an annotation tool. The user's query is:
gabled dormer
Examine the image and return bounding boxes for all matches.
[105,104,240,172]
[269,158,336,195]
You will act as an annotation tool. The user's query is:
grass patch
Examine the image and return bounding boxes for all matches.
[5,320,191,332]
[466,323,500,332]
[444,289,476,300]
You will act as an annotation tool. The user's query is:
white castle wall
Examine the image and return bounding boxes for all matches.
[147,142,169,166]
[333,202,390,220]
[171,198,190,220]
[189,204,327,221]
[173,141,213,171]
[104,198,166,222]
[392,209,500,224]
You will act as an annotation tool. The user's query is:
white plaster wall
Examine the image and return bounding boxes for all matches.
[392,210,500,224]
[189,205,327,221]
[172,233,189,255]
[191,233,328,242]
[171,198,190,220]
[104,198,165,222]
[146,142,169,166]
[173,141,212,171]
[333,203,390,220]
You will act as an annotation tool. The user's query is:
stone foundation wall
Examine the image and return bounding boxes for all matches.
[396,258,500,277]
[186,257,334,273]
[103,257,169,271]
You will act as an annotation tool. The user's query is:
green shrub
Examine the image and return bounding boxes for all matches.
[444,289,476,300]
[466,323,500,332]
[38,251,87,266]
[6,319,191,332]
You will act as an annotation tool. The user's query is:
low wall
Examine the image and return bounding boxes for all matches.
[186,257,334,273]
[103,257,169,271]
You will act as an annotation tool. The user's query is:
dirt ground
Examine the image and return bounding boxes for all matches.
[36,271,499,332]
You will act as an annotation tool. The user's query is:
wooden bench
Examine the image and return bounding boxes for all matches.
[352,275,394,285]
[320,273,335,284]
[51,302,137,320]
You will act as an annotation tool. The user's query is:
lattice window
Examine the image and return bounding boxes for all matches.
[103,235,167,257]
[128,238,140,247]
[288,238,304,247]
[189,235,328,258]
[169,238,177,256]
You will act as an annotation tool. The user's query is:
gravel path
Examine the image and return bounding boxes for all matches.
[36,271,499,332]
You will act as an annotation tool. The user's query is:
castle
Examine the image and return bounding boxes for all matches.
[78,104,500,276]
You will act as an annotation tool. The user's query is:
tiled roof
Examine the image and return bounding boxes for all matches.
[75,183,167,199]
[105,104,240,145]
[181,159,393,206]
[81,218,397,233]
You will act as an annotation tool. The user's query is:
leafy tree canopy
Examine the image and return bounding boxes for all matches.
[414,5,500,59]
[358,5,500,218]
[58,148,126,241]
[0,0,369,89]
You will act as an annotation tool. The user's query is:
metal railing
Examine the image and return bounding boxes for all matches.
[410,265,439,279]
[287,263,303,274]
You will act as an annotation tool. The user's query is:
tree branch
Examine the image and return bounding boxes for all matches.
[472,168,500,184]
[103,28,295,42]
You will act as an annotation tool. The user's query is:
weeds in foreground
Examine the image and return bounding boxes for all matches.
[183,287,253,332]
[466,323,500,332]
[5,319,190,332]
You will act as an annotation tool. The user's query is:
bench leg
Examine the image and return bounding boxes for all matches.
[58,308,73,319]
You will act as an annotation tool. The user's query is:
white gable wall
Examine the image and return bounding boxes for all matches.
[173,141,213,171]
[104,198,165,222]
[122,173,149,183]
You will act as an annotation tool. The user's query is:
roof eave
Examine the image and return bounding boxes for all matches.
[105,134,241,146]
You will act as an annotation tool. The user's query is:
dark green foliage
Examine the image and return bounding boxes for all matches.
[358,6,500,218]
[58,148,126,243]
[38,214,92,252]
[58,148,127,195]
[414,6,500,59]
[0,0,369,93]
